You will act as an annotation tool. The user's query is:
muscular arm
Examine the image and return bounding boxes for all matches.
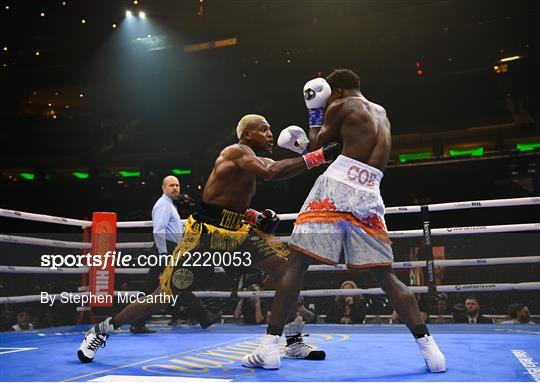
[309,101,347,150]
[232,147,307,181]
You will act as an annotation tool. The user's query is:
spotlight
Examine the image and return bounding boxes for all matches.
[139,11,146,19]
[126,10,132,17]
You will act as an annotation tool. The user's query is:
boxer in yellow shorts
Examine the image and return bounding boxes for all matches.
[77,113,339,363]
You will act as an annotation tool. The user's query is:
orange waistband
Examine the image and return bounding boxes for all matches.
[295,211,391,244]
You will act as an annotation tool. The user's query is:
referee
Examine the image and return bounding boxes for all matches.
[130,175,220,333]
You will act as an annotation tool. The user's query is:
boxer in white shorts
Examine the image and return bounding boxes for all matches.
[243,69,446,373]
[290,154,392,268]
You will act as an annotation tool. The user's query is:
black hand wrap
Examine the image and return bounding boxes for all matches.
[322,142,341,162]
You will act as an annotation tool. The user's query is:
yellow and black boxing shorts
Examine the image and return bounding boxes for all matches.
[159,202,288,296]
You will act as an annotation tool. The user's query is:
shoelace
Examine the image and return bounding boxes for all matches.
[286,333,310,347]
[87,333,108,352]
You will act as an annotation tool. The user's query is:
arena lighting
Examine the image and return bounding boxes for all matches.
[493,64,508,74]
[72,172,90,179]
[126,10,133,17]
[499,55,521,63]
[416,61,424,75]
[118,170,140,178]
[138,11,146,19]
[449,147,484,157]
[19,172,35,180]
[184,37,238,52]
[399,152,432,163]
[171,168,192,175]
[516,142,540,152]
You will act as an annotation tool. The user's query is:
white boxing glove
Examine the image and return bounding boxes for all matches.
[277,125,309,154]
[303,77,331,128]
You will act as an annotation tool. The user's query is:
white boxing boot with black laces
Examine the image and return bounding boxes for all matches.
[77,317,115,363]
[242,334,280,369]
[284,316,326,360]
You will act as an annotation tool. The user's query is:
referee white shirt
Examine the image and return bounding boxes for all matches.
[152,176,183,254]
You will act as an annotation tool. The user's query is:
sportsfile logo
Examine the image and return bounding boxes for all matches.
[455,284,496,291]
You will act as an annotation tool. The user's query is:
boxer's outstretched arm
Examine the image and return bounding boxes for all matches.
[236,152,307,181]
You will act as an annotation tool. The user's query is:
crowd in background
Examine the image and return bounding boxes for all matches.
[1,276,536,331]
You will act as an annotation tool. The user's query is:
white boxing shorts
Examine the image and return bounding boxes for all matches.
[289,155,393,268]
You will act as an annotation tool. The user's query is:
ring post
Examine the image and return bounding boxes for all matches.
[88,212,117,308]
[420,205,437,293]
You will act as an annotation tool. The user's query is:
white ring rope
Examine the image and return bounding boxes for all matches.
[117,221,154,228]
[276,223,540,242]
[2,197,538,228]
[0,234,89,249]
[388,223,540,238]
[115,241,154,249]
[2,223,538,249]
[0,235,153,249]
[1,282,539,304]
[0,209,92,227]
[2,256,538,275]
[383,196,540,215]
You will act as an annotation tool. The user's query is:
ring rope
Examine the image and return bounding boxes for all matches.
[2,256,538,275]
[0,209,92,227]
[2,197,538,228]
[1,282,539,304]
[2,223,538,249]
[0,235,153,249]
